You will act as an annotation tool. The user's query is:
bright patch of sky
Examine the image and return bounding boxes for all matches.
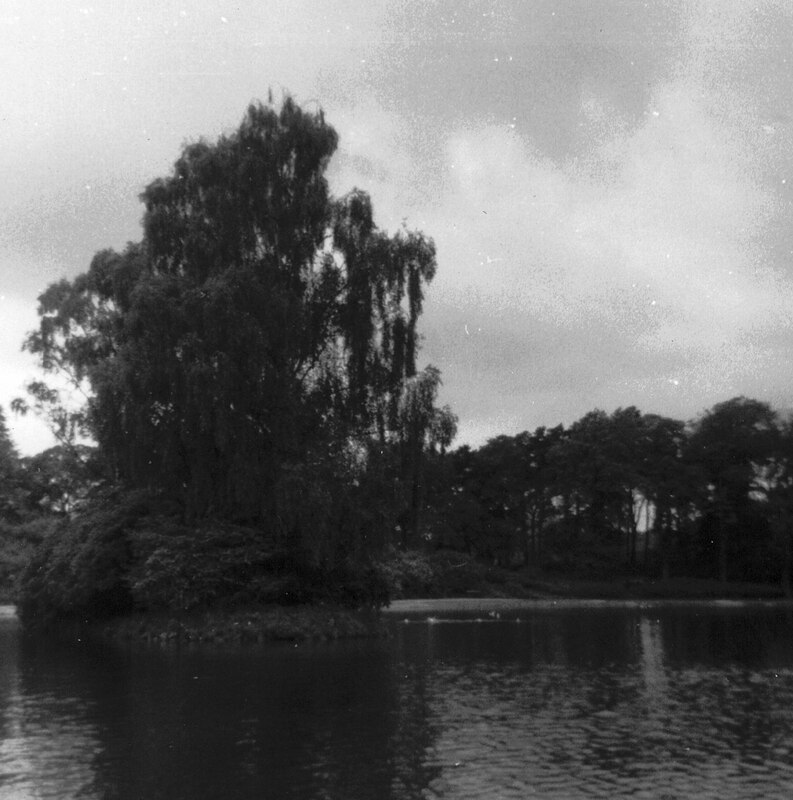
[2,0,793,453]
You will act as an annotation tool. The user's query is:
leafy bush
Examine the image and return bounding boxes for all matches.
[377,549,437,598]
[128,520,281,610]
[0,516,58,602]
[302,561,391,608]
[18,490,150,626]
[428,550,503,596]
[18,488,391,627]
[129,518,390,610]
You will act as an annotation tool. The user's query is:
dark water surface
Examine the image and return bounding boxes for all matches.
[2,602,793,799]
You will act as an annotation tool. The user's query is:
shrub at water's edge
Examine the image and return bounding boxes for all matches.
[0,517,57,603]
[17,489,390,633]
[19,501,785,634]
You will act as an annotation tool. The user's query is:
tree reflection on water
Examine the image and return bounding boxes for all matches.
[2,605,793,799]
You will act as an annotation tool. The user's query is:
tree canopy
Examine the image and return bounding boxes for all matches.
[22,96,453,560]
[0,406,22,522]
[423,398,793,590]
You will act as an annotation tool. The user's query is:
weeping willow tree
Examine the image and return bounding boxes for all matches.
[22,96,453,566]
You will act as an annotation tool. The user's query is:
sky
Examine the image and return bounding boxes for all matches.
[3,0,793,454]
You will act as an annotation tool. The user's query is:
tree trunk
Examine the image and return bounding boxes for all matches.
[628,493,639,569]
[520,498,530,566]
[661,507,671,581]
[718,516,728,584]
[409,445,422,547]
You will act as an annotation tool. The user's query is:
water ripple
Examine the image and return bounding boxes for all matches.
[409,640,793,799]
[3,606,793,798]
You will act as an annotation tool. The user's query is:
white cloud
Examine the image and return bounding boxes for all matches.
[414,65,793,440]
[326,102,419,231]
[312,44,793,443]
[435,83,780,329]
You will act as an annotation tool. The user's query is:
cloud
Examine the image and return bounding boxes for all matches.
[326,101,423,230]
[316,0,793,445]
[312,3,793,445]
[416,66,793,441]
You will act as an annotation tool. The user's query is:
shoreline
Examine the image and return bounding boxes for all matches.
[98,605,387,645]
[10,575,789,646]
[384,596,793,616]
[20,604,386,646]
[418,573,789,603]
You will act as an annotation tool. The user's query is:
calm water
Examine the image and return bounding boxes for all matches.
[2,602,793,799]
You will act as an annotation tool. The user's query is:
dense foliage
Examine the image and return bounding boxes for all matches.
[0,407,61,599]
[14,96,455,623]
[424,397,793,590]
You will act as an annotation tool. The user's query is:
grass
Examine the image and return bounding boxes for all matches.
[385,549,788,602]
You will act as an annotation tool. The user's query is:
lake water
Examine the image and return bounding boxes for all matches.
[2,600,793,799]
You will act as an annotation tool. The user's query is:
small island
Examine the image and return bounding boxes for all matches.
[1,97,792,646]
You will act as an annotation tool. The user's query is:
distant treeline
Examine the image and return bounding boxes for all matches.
[419,397,793,589]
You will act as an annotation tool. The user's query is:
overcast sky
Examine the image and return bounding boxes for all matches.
[3,0,793,454]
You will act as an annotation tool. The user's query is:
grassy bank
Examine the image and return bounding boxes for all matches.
[507,574,786,601]
[382,549,787,602]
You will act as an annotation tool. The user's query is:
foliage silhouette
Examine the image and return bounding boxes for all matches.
[17,96,452,621]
